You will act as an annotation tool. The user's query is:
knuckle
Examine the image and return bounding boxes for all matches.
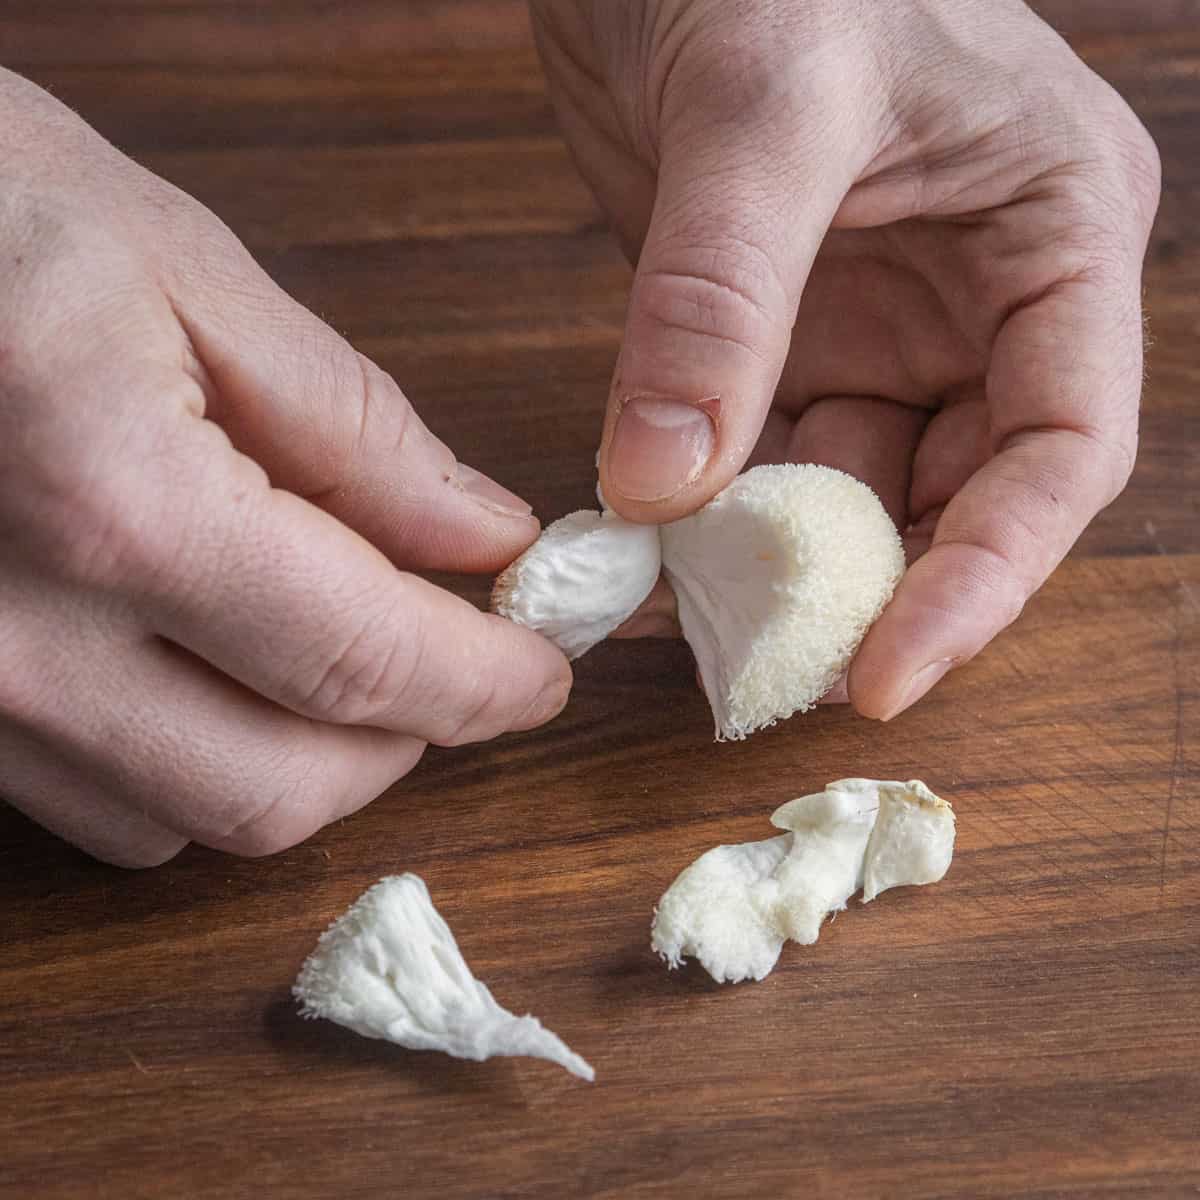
[219,815,305,859]
[635,244,781,364]
[19,454,173,591]
[427,676,504,748]
[1083,88,1162,225]
[1055,88,1162,250]
[993,575,1028,633]
[207,756,318,858]
[670,16,859,139]
[283,594,416,727]
[103,835,188,870]
[335,352,416,481]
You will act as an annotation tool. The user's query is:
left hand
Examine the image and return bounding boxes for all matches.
[529,0,1159,720]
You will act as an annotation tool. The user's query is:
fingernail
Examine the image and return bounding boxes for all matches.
[608,396,715,502]
[454,464,533,518]
[880,657,957,721]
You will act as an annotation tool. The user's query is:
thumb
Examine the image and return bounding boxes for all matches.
[598,132,853,523]
[166,227,540,573]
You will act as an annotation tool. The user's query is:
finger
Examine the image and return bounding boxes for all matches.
[783,396,929,530]
[167,220,539,574]
[7,615,426,858]
[849,276,1142,720]
[611,577,680,640]
[908,389,991,525]
[746,409,797,470]
[0,726,188,869]
[528,7,658,265]
[598,102,866,524]
[135,418,572,747]
[773,228,983,410]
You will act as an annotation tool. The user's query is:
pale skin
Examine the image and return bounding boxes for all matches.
[0,0,1160,865]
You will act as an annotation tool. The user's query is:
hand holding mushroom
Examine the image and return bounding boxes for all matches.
[0,70,571,866]
[530,0,1159,719]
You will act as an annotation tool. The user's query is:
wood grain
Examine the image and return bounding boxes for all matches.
[1,3,1197,1198]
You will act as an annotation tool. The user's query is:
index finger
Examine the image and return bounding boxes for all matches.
[116,418,573,747]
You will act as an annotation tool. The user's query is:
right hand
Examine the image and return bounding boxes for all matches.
[0,71,571,868]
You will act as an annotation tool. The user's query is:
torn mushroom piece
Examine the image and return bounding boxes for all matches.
[492,510,660,661]
[650,779,955,984]
[491,464,905,740]
[293,874,594,1081]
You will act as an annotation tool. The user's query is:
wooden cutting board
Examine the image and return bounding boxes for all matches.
[1,3,1197,1197]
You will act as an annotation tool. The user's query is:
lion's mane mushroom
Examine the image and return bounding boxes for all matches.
[650,779,956,984]
[293,874,594,1080]
[492,464,905,740]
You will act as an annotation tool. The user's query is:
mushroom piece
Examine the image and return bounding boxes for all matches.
[651,779,956,984]
[293,874,594,1081]
[491,464,905,740]
[492,510,660,661]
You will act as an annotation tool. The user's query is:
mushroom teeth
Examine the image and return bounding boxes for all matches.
[661,464,906,740]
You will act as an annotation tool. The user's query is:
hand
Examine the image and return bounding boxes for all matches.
[0,71,571,867]
[531,0,1160,717]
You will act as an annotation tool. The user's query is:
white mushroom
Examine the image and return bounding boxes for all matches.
[651,779,956,984]
[293,874,594,1081]
[491,464,905,740]
[492,510,660,661]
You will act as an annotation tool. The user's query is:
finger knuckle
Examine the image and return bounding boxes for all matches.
[1054,87,1162,250]
[284,595,416,727]
[219,815,305,859]
[427,675,505,748]
[208,758,319,857]
[635,239,782,365]
[103,835,189,870]
[18,453,174,591]
[335,352,417,483]
[670,16,861,141]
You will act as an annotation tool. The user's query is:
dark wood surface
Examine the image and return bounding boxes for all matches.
[1,4,1197,1198]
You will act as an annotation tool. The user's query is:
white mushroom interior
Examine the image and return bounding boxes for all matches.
[651,779,956,984]
[293,874,594,1081]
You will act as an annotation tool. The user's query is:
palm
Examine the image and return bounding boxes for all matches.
[759,216,1062,558]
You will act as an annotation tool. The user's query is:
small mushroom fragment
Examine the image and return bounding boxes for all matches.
[493,510,660,660]
[293,874,594,1081]
[651,779,955,984]
[491,464,905,740]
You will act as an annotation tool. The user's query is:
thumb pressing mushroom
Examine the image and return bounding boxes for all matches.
[491,464,905,739]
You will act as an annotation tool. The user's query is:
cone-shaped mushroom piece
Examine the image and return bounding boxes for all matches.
[294,874,594,1081]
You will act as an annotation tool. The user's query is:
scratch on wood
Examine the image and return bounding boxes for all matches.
[125,1048,150,1076]
[1145,521,1200,613]
[1159,598,1185,909]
